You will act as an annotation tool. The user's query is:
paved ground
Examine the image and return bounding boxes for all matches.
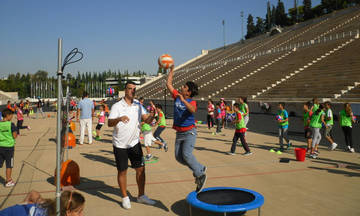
[1,112,359,216]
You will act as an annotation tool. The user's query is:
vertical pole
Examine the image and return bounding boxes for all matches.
[222,20,226,49]
[56,38,62,216]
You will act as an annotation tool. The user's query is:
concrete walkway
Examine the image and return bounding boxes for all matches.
[1,114,359,216]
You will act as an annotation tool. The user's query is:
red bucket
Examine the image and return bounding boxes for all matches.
[294,148,306,162]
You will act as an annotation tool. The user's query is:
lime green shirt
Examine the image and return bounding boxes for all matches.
[278,110,289,127]
[240,103,248,116]
[312,104,319,113]
[0,121,15,147]
[235,111,245,129]
[303,111,311,127]
[158,111,166,127]
[310,110,324,128]
[325,109,333,126]
[340,110,352,127]
[141,123,152,132]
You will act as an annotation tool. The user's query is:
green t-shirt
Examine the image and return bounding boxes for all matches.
[340,110,352,127]
[303,111,311,127]
[158,111,166,127]
[278,110,289,127]
[0,121,15,147]
[141,123,152,132]
[235,111,245,129]
[312,104,319,113]
[310,110,324,128]
[240,103,248,116]
[325,109,333,126]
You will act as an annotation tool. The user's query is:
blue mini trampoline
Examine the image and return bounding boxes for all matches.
[186,187,264,216]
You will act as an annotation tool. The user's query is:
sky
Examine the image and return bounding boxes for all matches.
[0,0,321,77]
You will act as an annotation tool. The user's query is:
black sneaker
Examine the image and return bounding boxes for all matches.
[164,144,168,152]
[195,174,207,193]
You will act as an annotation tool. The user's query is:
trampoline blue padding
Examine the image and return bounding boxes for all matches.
[186,187,264,213]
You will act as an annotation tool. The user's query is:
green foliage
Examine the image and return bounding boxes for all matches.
[0,69,147,99]
[245,14,256,39]
[303,0,314,20]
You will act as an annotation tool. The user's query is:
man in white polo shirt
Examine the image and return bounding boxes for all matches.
[108,81,156,209]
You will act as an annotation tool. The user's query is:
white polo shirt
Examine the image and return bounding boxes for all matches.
[108,98,147,149]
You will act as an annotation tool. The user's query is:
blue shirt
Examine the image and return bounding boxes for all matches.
[173,98,195,127]
[78,98,94,119]
[278,110,289,129]
[0,204,47,216]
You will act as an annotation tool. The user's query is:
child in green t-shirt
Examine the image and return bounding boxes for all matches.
[324,101,337,151]
[303,101,313,152]
[153,104,168,152]
[277,102,292,151]
[0,108,18,187]
[309,104,326,159]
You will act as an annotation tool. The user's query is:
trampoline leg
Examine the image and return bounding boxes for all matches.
[224,212,227,216]
[189,204,192,216]
[258,207,261,216]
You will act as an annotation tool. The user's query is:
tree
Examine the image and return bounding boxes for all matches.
[303,0,313,20]
[245,14,256,39]
[255,17,265,35]
[275,0,288,26]
[265,1,272,30]
[271,6,276,27]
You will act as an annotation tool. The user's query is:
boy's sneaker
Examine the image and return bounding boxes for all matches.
[330,143,338,150]
[95,136,101,141]
[164,144,168,152]
[243,152,253,156]
[5,180,15,187]
[145,154,153,161]
[227,152,235,155]
[310,154,317,159]
[137,195,156,205]
[287,142,292,149]
[27,126,31,130]
[122,196,131,209]
[314,150,319,155]
[350,148,355,153]
[195,174,207,193]
[347,146,351,152]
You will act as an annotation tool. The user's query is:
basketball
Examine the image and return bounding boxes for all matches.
[158,54,174,69]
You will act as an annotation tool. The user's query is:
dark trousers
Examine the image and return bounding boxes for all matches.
[17,120,27,134]
[216,119,222,133]
[231,132,250,153]
[207,114,214,129]
[341,126,353,148]
[153,126,166,143]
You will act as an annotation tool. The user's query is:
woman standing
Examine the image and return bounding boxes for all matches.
[339,103,356,153]
[207,99,215,129]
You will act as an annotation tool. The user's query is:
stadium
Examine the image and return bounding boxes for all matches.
[0,1,359,216]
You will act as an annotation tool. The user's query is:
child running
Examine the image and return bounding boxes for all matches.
[303,101,313,152]
[141,117,167,161]
[153,104,168,151]
[229,103,252,156]
[309,104,326,158]
[166,65,207,193]
[324,101,337,150]
[16,105,30,135]
[277,102,292,151]
[239,96,249,128]
[339,103,356,153]
[0,108,18,187]
[95,105,106,141]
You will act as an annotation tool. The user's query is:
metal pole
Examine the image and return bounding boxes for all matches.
[222,20,226,49]
[56,38,62,216]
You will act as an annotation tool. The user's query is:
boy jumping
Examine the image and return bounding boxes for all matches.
[166,65,207,193]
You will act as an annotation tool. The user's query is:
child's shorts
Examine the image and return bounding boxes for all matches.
[304,128,312,139]
[143,130,157,147]
[0,147,14,168]
[96,123,104,130]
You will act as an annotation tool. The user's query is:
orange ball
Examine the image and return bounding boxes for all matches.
[158,54,174,69]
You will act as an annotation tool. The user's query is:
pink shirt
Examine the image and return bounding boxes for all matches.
[17,109,24,121]
[98,111,105,124]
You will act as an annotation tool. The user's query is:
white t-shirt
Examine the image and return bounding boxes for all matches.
[326,109,333,126]
[108,99,147,149]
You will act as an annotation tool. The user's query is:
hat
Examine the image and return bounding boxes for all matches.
[221,98,224,100]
